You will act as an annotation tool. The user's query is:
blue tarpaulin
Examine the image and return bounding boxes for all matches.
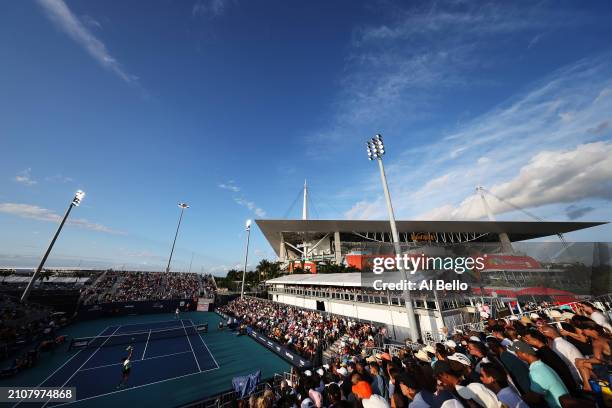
[232,370,261,398]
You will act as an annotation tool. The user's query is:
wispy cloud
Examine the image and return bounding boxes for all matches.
[305,2,569,158]
[0,203,125,234]
[218,181,240,192]
[192,0,232,18]
[45,174,73,183]
[218,181,266,217]
[345,55,612,221]
[37,0,138,85]
[233,197,266,218]
[14,168,37,186]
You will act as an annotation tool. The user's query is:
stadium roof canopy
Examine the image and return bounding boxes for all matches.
[266,272,362,287]
[256,219,606,256]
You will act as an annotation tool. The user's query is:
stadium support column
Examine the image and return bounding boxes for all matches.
[241,219,252,298]
[476,186,513,253]
[334,231,342,265]
[367,134,419,341]
[279,233,286,263]
[21,190,85,304]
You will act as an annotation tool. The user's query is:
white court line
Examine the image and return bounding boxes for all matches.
[141,330,151,360]
[41,327,120,408]
[79,350,193,372]
[10,325,113,408]
[188,319,220,369]
[181,319,201,372]
[118,319,184,331]
[51,365,221,407]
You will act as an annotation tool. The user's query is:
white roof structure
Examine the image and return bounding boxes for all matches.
[266,273,362,287]
[0,276,90,284]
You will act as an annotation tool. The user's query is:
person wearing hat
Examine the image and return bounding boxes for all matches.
[352,379,390,408]
[336,366,352,402]
[480,362,529,408]
[508,340,568,408]
[454,382,503,408]
[432,361,475,407]
[445,340,457,354]
[415,349,432,363]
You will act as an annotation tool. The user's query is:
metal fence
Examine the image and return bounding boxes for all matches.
[179,376,284,408]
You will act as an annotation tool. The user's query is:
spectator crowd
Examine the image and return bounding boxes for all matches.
[223,300,612,408]
[0,295,68,378]
[81,271,216,305]
[219,297,384,363]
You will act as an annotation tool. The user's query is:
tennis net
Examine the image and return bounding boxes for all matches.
[69,324,198,350]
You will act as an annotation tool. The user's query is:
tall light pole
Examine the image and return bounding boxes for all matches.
[21,190,85,303]
[166,203,189,273]
[240,219,252,298]
[367,134,419,341]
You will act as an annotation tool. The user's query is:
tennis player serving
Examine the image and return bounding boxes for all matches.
[117,345,134,389]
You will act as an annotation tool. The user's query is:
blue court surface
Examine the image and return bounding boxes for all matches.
[2,312,289,408]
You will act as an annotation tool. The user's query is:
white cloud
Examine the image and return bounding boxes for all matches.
[0,203,125,234]
[304,2,570,159]
[14,168,37,186]
[37,0,138,85]
[80,15,101,29]
[419,142,612,220]
[218,180,266,217]
[192,0,232,18]
[218,181,240,192]
[234,197,266,218]
[345,55,612,222]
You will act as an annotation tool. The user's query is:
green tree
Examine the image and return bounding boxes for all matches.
[37,269,54,283]
[256,259,282,281]
[317,262,360,274]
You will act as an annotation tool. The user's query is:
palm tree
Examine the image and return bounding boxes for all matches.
[38,269,54,282]
[256,259,282,281]
[0,269,13,283]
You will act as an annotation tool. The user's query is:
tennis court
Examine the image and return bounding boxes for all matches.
[11,318,219,408]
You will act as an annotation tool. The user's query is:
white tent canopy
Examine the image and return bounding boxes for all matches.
[266,273,362,287]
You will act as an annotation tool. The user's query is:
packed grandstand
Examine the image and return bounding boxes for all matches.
[212,296,612,408]
[3,267,612,407]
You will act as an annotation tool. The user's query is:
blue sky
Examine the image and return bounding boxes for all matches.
[1,0,611,274]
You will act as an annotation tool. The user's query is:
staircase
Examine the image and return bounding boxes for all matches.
[323,335,347,363]
[79,270,107,304]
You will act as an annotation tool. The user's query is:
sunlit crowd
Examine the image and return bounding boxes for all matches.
[225,300,612,408]
[219,297,385,363]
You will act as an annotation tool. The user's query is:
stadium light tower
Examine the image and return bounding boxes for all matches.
[165,202,189,273]
[21,190,85,303]
[367,134,419,341]
[240,219,252,298]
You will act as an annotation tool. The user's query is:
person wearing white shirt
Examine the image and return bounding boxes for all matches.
[579,302,612,332]
[540,325,584,383]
